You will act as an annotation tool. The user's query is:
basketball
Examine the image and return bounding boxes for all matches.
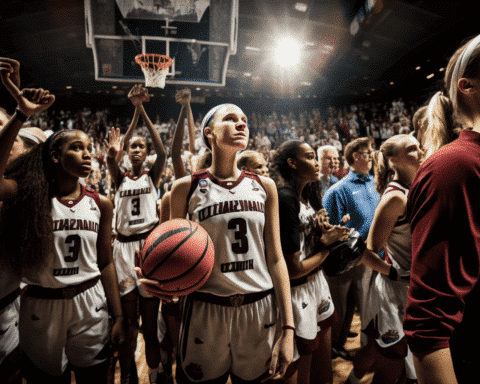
[138,219,215,296]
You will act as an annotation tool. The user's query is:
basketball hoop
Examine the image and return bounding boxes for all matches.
[135,54,173,89]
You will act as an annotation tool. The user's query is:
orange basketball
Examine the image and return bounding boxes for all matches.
[138,219,215,296]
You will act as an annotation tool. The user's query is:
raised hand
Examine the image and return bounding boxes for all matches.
[128,84,151,106]
[0,58,21,89]
[104,127,122,159]
[175,88,191,105]
[0,61,55,117]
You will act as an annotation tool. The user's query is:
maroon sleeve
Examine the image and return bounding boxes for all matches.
[404,142,480,354]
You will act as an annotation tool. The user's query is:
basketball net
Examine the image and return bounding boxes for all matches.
[135,54,173,89]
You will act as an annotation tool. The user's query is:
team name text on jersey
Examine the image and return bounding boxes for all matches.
[53,219,99,233]
[119,187,151,198]
[198,200,265,222]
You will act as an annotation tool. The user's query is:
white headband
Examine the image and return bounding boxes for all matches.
[200,104,230,149]
[18,128,46,144]
[449,34,480,107]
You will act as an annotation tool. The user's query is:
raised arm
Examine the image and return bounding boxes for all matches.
[0,59,55,200]
[139,104,166,187]
[104,127,124,189]
[171,89,192,179]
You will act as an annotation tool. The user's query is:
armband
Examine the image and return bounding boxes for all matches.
[282,325,296,332]
[14,108,28,122]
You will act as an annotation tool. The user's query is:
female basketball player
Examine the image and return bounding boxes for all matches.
[104,84,166,384]
[404,34,480,384]
[347,134,423,384]
[271,140,350,384]
[0,58,47,384]
[147,103,295,383]
[0,67,124,384]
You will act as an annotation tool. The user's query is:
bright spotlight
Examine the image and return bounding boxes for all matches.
[274,37,301,68]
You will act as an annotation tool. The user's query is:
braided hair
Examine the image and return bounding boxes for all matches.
[0,130,78,274]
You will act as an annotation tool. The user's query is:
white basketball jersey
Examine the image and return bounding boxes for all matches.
[383,181,412,274]
[298,201,317,262]
[114,172,159,236]
[188,170,273,296]
[22,186,102,288]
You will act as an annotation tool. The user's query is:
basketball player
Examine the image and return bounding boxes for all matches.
[0,67,124,384]
[404,34,480,384]
[104,84,167,384]
[347,134,423,384]
[271,140,350,384]
[145,103,295,383]
[236,150,269,177]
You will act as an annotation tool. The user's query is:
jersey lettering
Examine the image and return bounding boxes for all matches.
[220,259,254,273]
[53,219,99,233]
[53,267,79,276]
[198,199,265,222]
[119,187,151,197]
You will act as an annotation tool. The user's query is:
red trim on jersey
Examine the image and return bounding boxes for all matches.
[54,184,87,208]
[205,170,246,190]
[384,247,391,265]
[384,186,406,195]
[125,171,149,181]
[85,186,101,209]
[244,171,267,193]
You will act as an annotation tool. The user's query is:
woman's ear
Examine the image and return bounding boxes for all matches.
[458,77,477,96]
[287,157,297,170]
[50,149,61,165]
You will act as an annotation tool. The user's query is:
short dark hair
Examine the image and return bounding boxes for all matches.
[344,137,371,166]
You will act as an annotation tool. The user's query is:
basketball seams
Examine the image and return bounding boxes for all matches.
[154,235,211,284]
[140,218,215,296]
[145,225,199,277]
[156,267,212,295]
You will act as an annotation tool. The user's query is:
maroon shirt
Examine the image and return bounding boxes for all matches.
[404,129,480,363]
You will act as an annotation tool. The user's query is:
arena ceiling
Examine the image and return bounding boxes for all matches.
[0,0,476,107]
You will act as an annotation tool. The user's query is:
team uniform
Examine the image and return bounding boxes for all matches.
[362,182,416,379]
[113,171,159,297]
[278,187,336,360]
[0,266,21,381]
[404,130,480,383]
[178,170,277,383]
[19,185,110,376]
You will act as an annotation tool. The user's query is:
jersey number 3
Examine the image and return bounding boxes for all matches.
[228,218,249,254]
[131,197,141,216]
[64,234,81,262]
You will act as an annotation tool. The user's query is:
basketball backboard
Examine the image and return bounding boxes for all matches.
[85,0,238,87]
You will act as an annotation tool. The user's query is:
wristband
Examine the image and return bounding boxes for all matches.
[14,108,29,122]
[282,325,296,332]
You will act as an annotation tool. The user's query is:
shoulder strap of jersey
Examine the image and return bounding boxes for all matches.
[186,170,209,203]
[85,185,101,208]
[243,171,266,193]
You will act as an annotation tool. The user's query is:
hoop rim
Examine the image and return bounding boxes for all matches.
[135,53,173,70]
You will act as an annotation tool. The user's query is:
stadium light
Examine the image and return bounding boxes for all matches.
[274,37,301,68]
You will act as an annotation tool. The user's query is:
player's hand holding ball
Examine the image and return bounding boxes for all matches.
[134,219,215,301]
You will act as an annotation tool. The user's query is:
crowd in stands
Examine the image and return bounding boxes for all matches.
[22,96,418,199]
